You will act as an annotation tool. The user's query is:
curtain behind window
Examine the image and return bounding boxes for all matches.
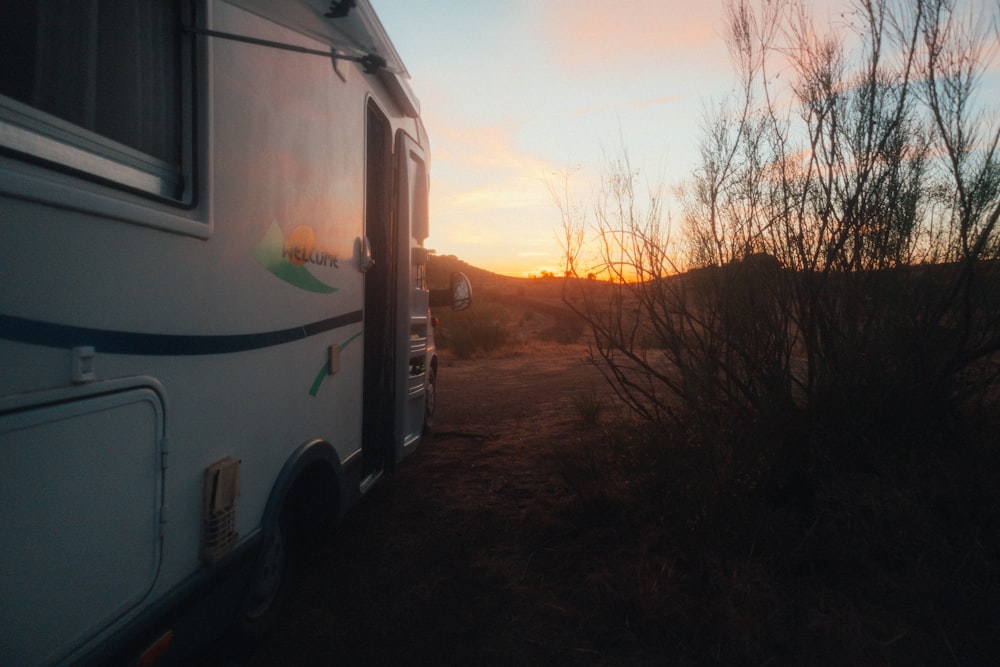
[1,0,181,167]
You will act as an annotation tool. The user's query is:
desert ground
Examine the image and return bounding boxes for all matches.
[233,268,651,664]
[200,261,999,665]
[240,343,635,665]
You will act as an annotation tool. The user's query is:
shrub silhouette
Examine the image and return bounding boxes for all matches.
[555,0,1000,495]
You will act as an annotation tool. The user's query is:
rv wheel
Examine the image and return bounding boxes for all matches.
[238,518,287,637]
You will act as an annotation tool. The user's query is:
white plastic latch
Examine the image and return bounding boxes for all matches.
[72,346,96,384]
[328,344,340,375]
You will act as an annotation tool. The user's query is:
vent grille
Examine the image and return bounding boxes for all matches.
[201,457,241,564]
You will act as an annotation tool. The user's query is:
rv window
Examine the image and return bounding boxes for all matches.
[0,1,190,202]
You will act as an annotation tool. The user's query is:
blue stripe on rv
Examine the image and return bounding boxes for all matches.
[0,310,363,355]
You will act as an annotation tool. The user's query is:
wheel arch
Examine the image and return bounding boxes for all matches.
[260,439,346,544]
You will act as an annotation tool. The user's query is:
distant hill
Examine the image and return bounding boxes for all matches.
[426,253,526,293]
[427,253,586,344]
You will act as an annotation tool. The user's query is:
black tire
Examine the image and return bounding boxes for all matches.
[237,518,287,639]
[423,366,437,433]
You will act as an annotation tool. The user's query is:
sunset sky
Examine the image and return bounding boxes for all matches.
[374,0,1000,277]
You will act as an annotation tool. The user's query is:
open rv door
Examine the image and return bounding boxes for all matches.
[393,131,431,468]
[361,119,430,478]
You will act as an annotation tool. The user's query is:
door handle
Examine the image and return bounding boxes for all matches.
[360,236,375,273]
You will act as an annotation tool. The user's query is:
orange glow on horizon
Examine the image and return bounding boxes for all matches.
[481,261,564,279]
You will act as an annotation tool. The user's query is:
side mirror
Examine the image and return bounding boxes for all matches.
[450,272,471,311]
[429,272,472,311]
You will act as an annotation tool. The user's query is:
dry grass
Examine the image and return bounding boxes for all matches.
[208,267,1000,666]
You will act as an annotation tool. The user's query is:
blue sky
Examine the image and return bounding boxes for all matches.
[371,0,738,276]
[374,0,1000,277]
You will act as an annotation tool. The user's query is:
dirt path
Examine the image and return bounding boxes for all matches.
[237,344,635,665]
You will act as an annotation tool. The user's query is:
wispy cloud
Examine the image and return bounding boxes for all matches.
[446,184,549,211]
[419,116,572,274]
[535,0,725,73]
[426,121,560,212]
[431,123,544,171]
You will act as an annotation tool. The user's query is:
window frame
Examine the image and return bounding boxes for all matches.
[0,1,209,238]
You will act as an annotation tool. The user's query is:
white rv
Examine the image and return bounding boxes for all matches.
[0,2,469,665]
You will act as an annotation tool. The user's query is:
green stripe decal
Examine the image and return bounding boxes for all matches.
[252,220,338,294]
[309,330,363,396]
